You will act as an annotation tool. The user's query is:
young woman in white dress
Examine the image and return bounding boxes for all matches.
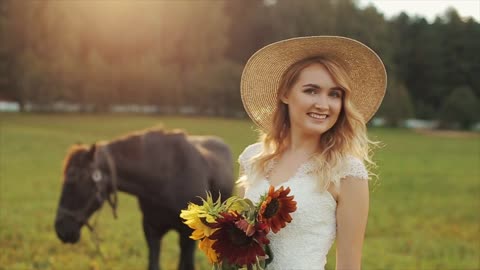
[237,36,387,270]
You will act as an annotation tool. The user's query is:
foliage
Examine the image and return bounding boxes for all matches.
[0,1,479,127]
[378,78,415,127]
[1,0,230,112]
[439,86,480,129]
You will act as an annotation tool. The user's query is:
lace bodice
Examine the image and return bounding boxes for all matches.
[238,143,368,270]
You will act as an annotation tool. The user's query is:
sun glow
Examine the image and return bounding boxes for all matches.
[70,0,159,33]
[50,0,168,58]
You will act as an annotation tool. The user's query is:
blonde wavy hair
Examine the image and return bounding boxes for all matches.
[248,55,378,191]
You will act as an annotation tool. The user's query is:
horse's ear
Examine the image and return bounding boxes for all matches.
[87,144,96,160]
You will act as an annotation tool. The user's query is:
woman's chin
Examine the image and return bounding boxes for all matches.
[304,123,334,136]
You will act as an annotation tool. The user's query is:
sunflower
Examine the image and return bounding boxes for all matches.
[180,203,217,240]
[210,212,270,266]
[258,185,297,233]
[198,237,218,264]
[235,219,256,237]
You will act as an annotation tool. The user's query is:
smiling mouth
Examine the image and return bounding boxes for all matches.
[307,112,328,119]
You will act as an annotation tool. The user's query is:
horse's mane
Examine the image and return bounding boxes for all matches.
[62,126,188,178]
[62,144,90,176]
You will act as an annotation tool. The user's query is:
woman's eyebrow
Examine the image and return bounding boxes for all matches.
[302,83,343,91]
[302,83,321,89]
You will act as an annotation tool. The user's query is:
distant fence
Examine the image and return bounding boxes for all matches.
[0,101,246,118]
[2,101,478,131]
[0,101,20,112]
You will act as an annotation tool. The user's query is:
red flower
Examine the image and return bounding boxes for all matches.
[210,212,269,266]
[258,186,297,233]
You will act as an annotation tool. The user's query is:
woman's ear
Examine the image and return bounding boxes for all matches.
[280,94,289,104]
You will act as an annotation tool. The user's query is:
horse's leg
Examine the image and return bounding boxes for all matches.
[143,218,168,270]
[178,229,196,270]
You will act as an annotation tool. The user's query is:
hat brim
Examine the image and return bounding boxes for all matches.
[240,36,387,132]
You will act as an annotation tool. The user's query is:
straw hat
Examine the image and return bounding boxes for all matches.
[240,36,387,132]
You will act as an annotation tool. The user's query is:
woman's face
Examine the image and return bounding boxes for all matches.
[282,63,343,137]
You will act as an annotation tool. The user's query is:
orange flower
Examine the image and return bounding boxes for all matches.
[258,185,297,233]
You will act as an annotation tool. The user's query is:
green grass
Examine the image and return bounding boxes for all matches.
[0,113,479,270]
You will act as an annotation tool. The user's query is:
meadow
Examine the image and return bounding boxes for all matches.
[0,113,478,270]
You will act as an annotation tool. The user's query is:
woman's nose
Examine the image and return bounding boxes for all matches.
[314,95,329,110]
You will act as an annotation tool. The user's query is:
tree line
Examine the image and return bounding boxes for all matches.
[0,0,478,129]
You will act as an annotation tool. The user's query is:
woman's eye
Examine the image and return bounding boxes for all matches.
[304,88,316,95]
[330,91,342,98]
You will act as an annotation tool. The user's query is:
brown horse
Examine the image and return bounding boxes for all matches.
[54,128,234,270]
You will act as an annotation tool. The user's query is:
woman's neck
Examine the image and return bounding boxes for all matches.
[287,128,321,156]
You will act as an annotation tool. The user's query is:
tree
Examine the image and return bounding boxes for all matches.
[223,0,274,64]
[3,0,478,121]
[388,8,480,121]
[378,78,415,127]
[404,17,444,119]
[0,0,10,101]
[439,86,479,130]
[389,12,412,83]
[188,60,243,116]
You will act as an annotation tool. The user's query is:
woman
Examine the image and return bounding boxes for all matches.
[237,36,387,270]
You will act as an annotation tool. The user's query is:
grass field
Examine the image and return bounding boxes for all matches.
[0,113,479,270]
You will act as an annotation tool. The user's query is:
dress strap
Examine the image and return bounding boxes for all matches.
[333,156,369,182]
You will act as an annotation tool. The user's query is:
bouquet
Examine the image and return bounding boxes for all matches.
[180,185,297,270]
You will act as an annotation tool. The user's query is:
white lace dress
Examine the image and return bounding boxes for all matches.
[238,143,369,270]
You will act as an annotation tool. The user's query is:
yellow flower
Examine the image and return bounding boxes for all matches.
[198,238,219,263]
[180,203,216,240]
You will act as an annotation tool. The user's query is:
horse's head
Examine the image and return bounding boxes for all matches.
[54,143,115,243]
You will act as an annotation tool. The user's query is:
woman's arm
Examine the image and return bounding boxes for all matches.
[335,176,369,270]
[236,182,245,198]
[235,164,246,197]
